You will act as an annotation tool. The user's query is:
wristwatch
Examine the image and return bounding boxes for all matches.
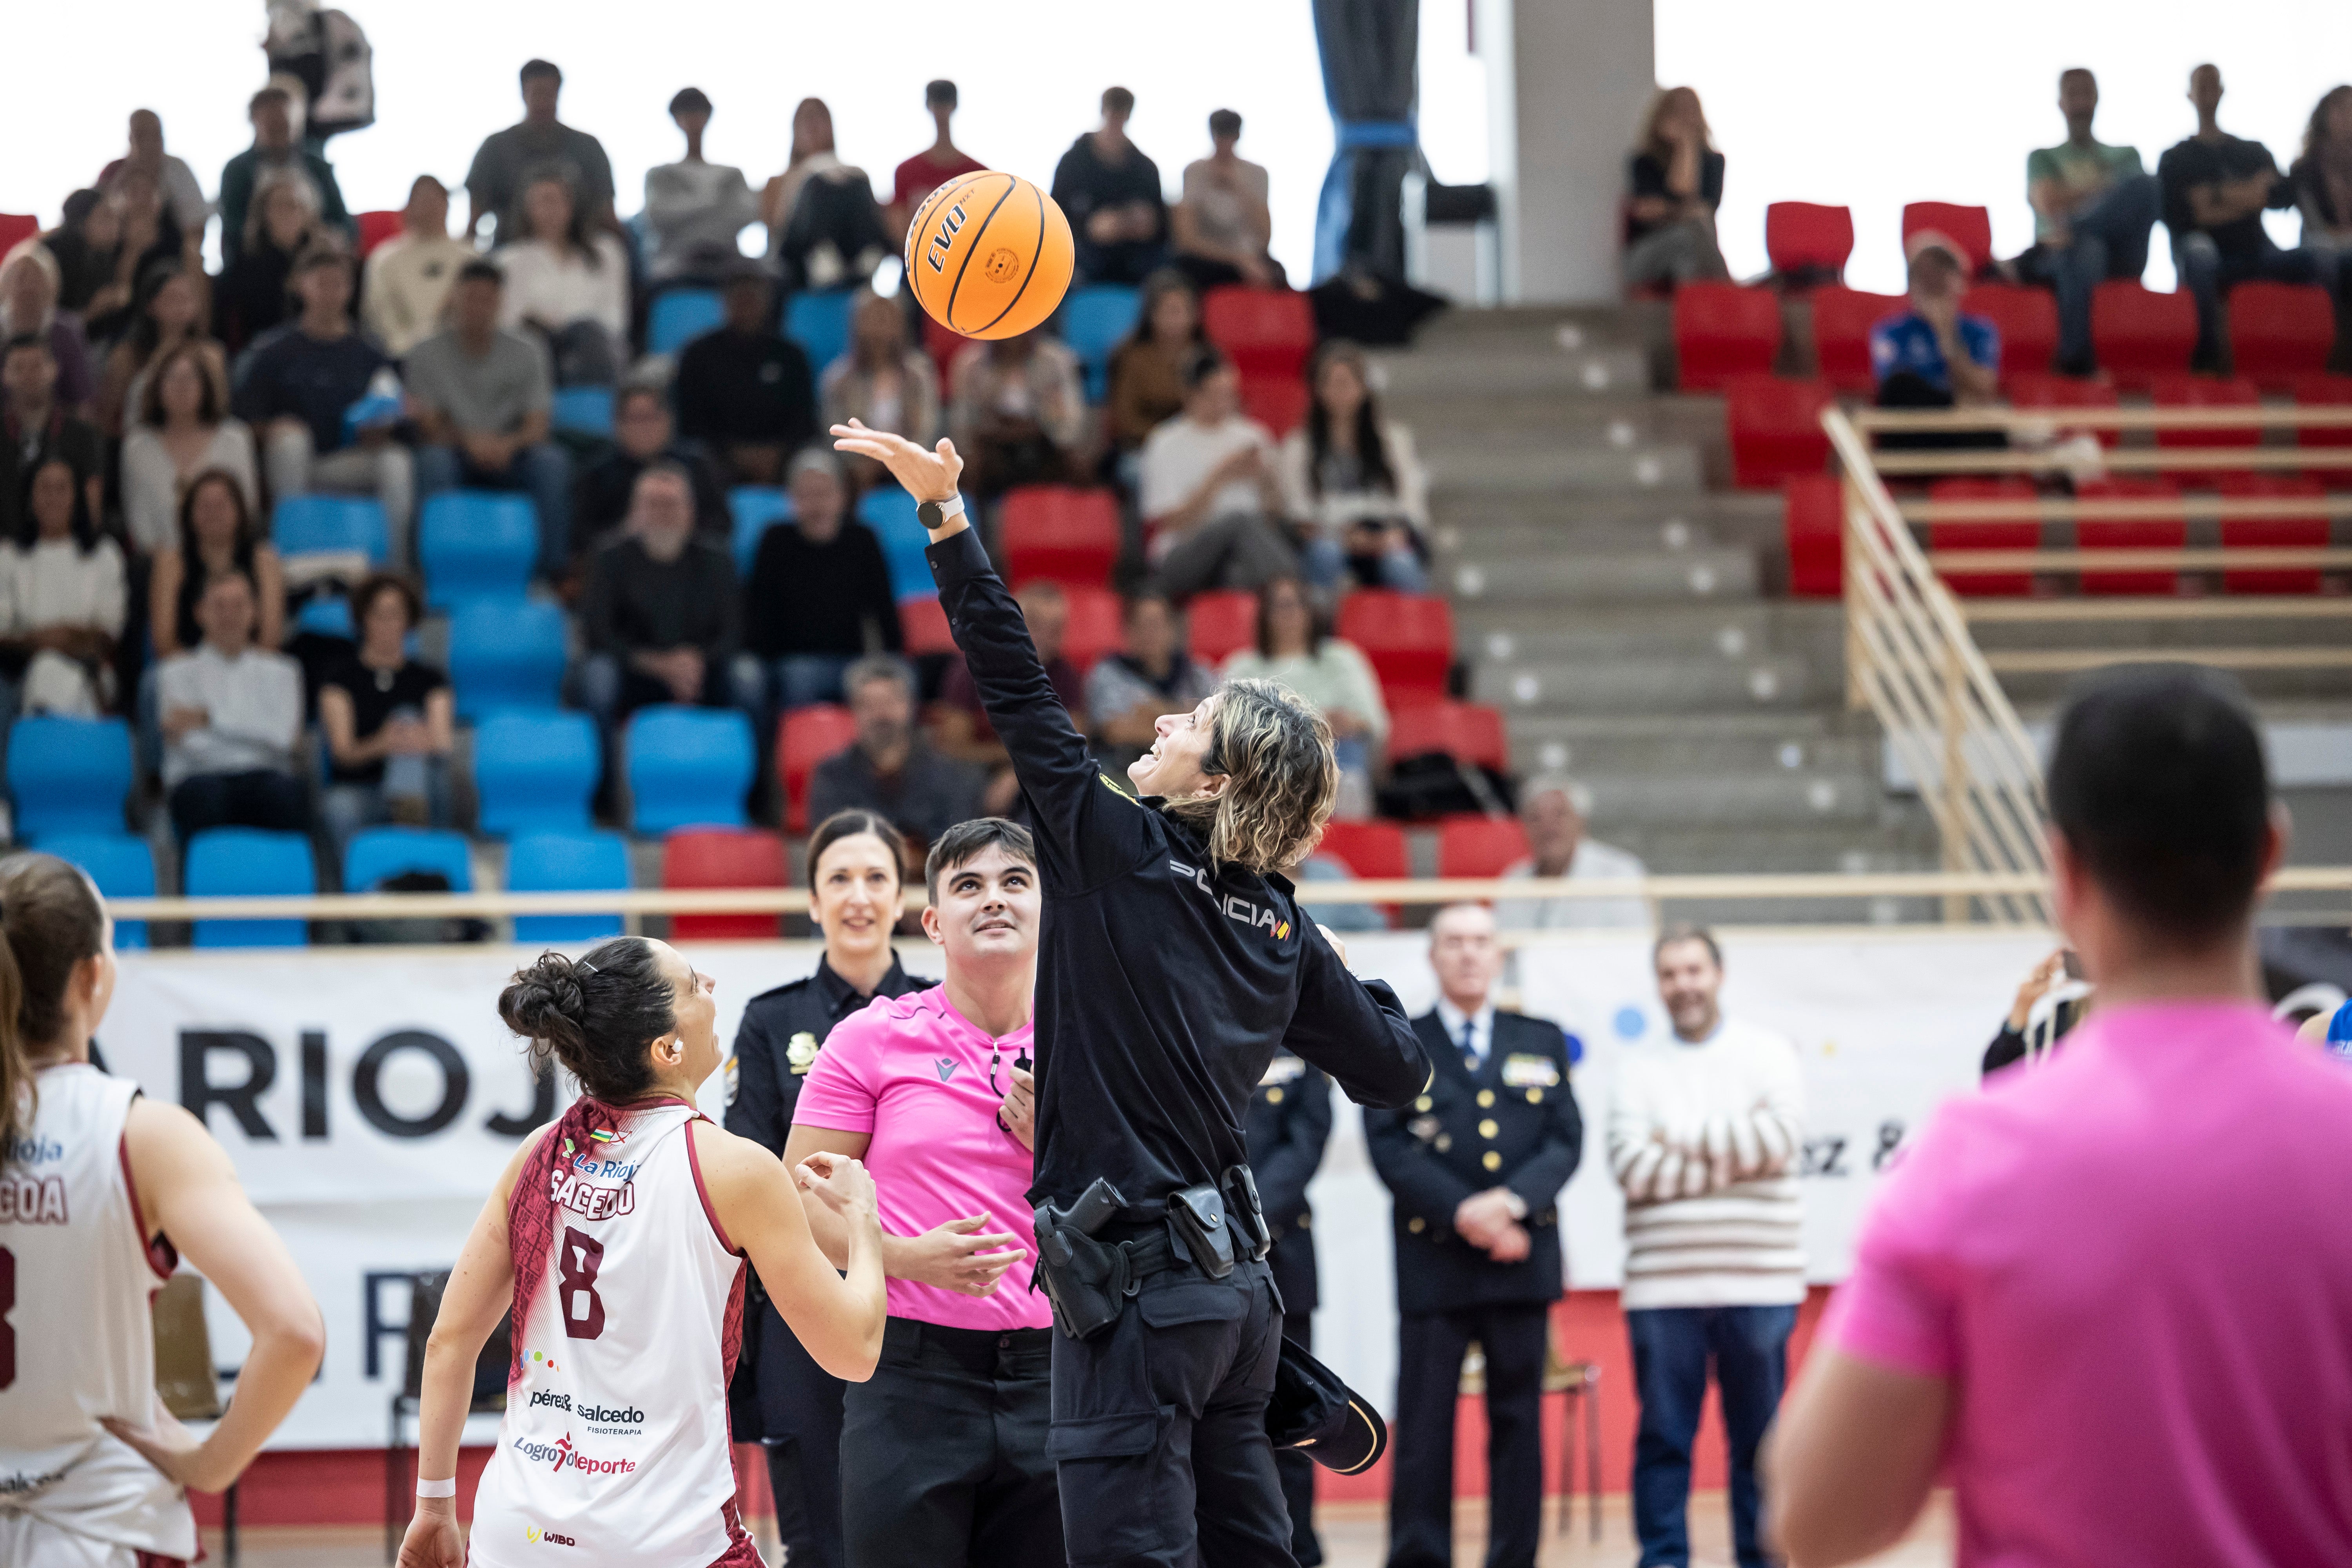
[916,495,966,530]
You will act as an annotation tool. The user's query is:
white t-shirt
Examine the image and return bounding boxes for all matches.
[154,644,303,787]
[1138,413,1278,554]
[496,233,632,338]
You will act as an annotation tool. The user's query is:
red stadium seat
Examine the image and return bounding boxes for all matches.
[1240,375,1311,437]
[1961,285,2059,385]
[1337,591,1454,706]
[1055,584,1122,673]
[1673,281,1781,392]
[1900,203,1993,276]
[0,214,38,258]
[1314,819,1409,880]
[1183,589,1257,666]
[2075,477,2185,596]
[1725,375,1833,490]
[1764,202,1853,285]
[2149,375,2261,470]
[2292,373,2352,481]
[2216,474,2328,594]
[1385,700,1509,772]
[2090,282,2196,391]
[777,703,858,835]
[2007,372,2121,448]
[356,209,404,256]
[1436,816,1532,879]
[662,828,786,941]
[1783,474,1844,598]
[899,593,955,655]
[1808,287,1904,396]
[1929,477,2042,597]
[1202,287,1316,380]
[1001,486,1118,589]
[2227,281,2335,391]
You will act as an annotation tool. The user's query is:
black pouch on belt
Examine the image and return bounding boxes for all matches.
[1166,1182,1238,1280]
[1223,1163,1272,1262]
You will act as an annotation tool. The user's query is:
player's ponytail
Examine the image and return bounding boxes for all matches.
[1165,678,1339,876]
[498,938,676,1103]
[0,854,111,1164]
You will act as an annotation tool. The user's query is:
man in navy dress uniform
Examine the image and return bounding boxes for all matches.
[1246,1047,1334,1563]
[1367,902,1584,1568]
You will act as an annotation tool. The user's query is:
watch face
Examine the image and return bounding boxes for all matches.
[917,501,944,527]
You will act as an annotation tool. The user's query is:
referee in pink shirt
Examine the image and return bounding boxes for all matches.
[784,818,1063,1568]
[1770,666,2352,1566]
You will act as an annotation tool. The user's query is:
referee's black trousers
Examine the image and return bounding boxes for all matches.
[1385,1303,1550,1568]
[840,1316,1062,1568]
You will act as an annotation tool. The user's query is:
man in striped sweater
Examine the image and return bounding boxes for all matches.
[1608,925,1804,1568]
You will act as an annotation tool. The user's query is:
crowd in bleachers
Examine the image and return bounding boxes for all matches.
[0,59,1500,942]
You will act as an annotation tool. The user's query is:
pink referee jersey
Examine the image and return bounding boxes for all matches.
[794,986,1051,1332]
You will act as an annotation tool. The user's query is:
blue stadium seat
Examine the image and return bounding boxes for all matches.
[626,706,754,833]
[507,829,630,944]
[649,289,724,355]
[6,716,132,838]
[273,495,389,564]
[730,487,794,576]
[474,710,600,835]
[419,490,539,606]
[1063,284,1143,400]
[294,593,354,640]
[447,599,569,718]
[858,488,959,598]
[552,386,615,438]
[44,831,155,949]
[787,290,855,376]
[342,826,474,894]
[185,828,314,948]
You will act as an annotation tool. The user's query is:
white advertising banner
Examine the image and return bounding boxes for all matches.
[96,928,2048,1445]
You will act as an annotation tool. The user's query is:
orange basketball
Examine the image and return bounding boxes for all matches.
[903,171,1074,341]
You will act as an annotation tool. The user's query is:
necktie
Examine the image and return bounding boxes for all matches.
[1461,1016,1481,1073]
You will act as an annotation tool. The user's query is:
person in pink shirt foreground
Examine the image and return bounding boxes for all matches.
[784,817,1064,1568]
[1768,664,2352,1567]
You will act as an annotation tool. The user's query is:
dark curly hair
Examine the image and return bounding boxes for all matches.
[497,938,677,1102]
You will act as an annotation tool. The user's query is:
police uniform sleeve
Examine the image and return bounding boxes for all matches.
[1278,920,1428,1110]
[1500,1021,1583,1217]
[723,1001,791,1156]
[927,526,1151,887]
[1254,1069,1332,1224]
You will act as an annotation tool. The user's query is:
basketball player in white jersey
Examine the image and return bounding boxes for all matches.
[397,937,888,1568]
[0,852,324,1567]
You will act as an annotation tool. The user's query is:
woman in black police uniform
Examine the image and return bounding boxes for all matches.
[1247,1054,1334,1566]
[723,809,924,1568]
[833,418,1428,1568]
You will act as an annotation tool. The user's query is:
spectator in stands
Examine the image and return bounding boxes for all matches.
[361,175,474,358]
[1172,109,1280,291]
[238,246,412,561]
[1139,348,1296,597]
[156,568,306,841]
[465,60,617,247]
[2290,85,2352,317]
[1623,87,1728,290]
[2018,69,2162,376]
[1613,925,1803,1568]
[2,454,125,716]
[820,288,941,490]
[1107,270,1207,459]
[571,383,730,550]
[97,261,221,439]
[808,653,983,854]
[2160,64,2314,371]
[407,261,572,575]
[767,99,890,296]
[644,87,759,286]
[1871,234,2000,410]
[1981,947,2088,1076]
[318,573,453,849]
[946,329,1085,499]
[1053,88,1169,285]
[98,109,214,240]
[497,171,629,387]
[1221,575,1386,814]
[213,168,322,356]
[217,87,350,269]
[887,80,986,242]
[936,580,1081,815]
[0,249,97,416]
[1492,776,1651,930]
[1085,589,1214,774]
[78,169,194,345]
[43,192,119,320]
[577,463,760,726]
[761,98,861,234]
[0,335,104,539]
[148,468,285,660]
[745,447,901,711]
[1279,339,1428,592]
[121,344,258,557]
[674,262,817,486]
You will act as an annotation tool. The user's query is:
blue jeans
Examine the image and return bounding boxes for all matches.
[2043,173,2162,371]
[2173,228,2319,367]
[769,653,857,711]
[1300,534,1430,593]
[320,756,453,858]
[412,440,575,577]
[1628,1303,1798,1568]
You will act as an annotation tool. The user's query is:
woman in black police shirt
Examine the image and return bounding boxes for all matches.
[834,417,1428,1568]
[723,809,923,1568]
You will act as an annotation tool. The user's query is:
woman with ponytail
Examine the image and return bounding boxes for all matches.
[398,937,886,1568]
[0,853,323,1567]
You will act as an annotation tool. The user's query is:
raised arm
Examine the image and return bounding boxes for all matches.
[1278,920,1430,1111]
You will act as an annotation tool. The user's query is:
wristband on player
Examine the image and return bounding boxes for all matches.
[416,1477,457,1499]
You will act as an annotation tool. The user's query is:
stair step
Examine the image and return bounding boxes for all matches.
[1467,653,1822,715]
[1424,444,1704,495]
[1541,771,1888,828]
[1443,547,1760,605]
[1456,605,1843,665]
[1372,347,1652,401]
[1502,724,1881,781]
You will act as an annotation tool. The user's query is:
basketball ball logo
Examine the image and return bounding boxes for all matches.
[982,248,1020,283]
[904,171,1074,341]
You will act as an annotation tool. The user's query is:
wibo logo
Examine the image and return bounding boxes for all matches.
[524,1526,577,1546]
[1168,858,1292,940]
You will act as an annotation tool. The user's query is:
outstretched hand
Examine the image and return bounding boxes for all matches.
[830,421,965,523]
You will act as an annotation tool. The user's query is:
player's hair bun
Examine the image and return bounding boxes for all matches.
[498,951,592,1056]
[498,939,677,1102]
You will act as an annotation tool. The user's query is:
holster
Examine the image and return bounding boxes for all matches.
[1032,1177,1134,1340]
